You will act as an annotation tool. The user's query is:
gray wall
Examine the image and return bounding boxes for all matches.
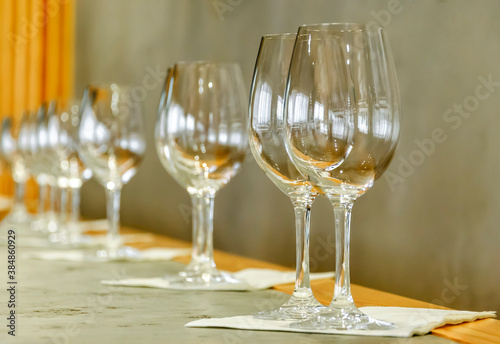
[76,0,500,314]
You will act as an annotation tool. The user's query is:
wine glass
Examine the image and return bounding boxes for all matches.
[155,62,247,286]
[0,116,32,229]
[58,101,93,244]
[285,23,401,330]
[248,33,326,320]
[78,84,146,261]
[46,100,93,245]
[37,102,70,239]
[29,104,52,232]
[45,104,72,241]
[19,110,52,236]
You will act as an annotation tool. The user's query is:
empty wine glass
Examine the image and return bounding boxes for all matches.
[46,100,92,245]
[285,23,401,330]
[78,84,146,261]
[58,101,93,244]
[36,102,70,240]
[0,116,32,229]
[156,62,247,286]
[29,104,51,232]
[248,33,326,320]
[18,111,50,236]
[45,105,72,241]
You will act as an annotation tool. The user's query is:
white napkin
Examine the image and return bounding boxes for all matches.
[22,247,191,262]
[101,268,334,291]
[185,306,496,337]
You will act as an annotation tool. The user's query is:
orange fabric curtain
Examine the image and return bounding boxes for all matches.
[0,0,75,197]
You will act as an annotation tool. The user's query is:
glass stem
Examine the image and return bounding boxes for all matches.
[105,186,122,259]
[11,180,28,221]
[70,186,81,224]
[46,184,60,233]
[49,183,57,215]
[192,191,216,269]
[13,180,25,207]
[37,181,46,214]
[68,186,81,243]
[59,187,67,221]
[58,187,68,240]
[291,197,314,297]
[331,198,355,308]
[189,194,201,263]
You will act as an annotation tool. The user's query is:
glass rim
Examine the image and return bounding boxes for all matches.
[85,83,135,91]
[262,33,296,39]
[173,60,241,67]
[298,22,380,32]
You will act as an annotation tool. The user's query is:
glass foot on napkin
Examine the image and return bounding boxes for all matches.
[164,262,243,288]
[291,304,395,331]
[0,210,35,235]
[255,292,327,321]
[85,246,142,262]
[48,232,96,248]
[165,273,242,288]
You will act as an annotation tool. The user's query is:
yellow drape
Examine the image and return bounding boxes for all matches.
[0,0,75,198]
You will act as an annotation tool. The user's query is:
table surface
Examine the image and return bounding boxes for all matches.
[1,223,499,344]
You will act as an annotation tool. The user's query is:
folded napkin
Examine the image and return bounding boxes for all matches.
[22,247,191,262]
[101,268,334,291]
[186,306,496,337]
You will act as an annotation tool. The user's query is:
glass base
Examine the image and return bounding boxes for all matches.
[0,207,33,230]
[47,232,95,248]
[165,261,242,288]
[31,217,49,233]
[31,215,65,234]
[255,292,327,321]
[0,216,41,240]
[4,208,32,224]
[85,246,141,262]
[291,304,395,331]
[168,271,241,287]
